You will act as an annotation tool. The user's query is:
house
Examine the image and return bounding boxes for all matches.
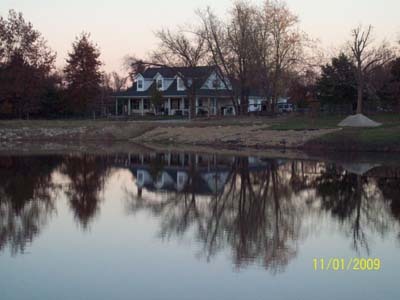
[113,66,266,117]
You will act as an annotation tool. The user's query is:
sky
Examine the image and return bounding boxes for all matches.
[1,0,399,73]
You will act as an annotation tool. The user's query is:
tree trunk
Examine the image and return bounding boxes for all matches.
[356,65,363,115]
[189,94,196,120]
[397,94,400,113]
[270,93,277,115]
[356,78,363,115]
[230,95,239,116]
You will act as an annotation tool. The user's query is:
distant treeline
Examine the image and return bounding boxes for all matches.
[0,11,111,119]
[0,2,399,119]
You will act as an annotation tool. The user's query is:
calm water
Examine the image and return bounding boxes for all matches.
[1,151,400,300]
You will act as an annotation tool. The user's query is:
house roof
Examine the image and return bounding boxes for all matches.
[114,81,156,97]
[141,66,216,79]
[163,79,186,96]
[132,167,229,196]
[113,65,265,99]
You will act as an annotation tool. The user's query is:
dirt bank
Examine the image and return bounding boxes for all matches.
[0,114,399,152]
[0,119,339,150]
[0,121,157,142]
[133,125,340,149]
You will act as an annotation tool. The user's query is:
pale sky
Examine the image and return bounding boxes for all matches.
[1,0,399,73]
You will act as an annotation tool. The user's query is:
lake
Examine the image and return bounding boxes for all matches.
[0,151,400,300]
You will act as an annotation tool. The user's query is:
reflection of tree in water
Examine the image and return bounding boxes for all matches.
[316,165,360,220]
[126,154,400,270]
[60,155,110,229]
[0,156,61,255]
[126,156,305,274]
[378,177,400,218]
[222,158,301,273]
[315,164,391,253]
[377,175,400,240]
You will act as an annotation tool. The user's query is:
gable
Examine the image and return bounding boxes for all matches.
[201,71,231,90]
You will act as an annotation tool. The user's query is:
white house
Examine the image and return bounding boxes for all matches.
[114,66,267,117]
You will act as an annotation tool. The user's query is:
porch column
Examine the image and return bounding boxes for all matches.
[208,98,211,115]
[168,98,171,116]
[127,98,131,116]
[115,98,118,116]
[195,97,199,116]
[141,98,144,116]
[215,98,219,116]
[180,153,185,167]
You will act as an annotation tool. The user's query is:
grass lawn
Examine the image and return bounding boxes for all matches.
[305,113,400,150]
[270,113,400,131]
[268,113,400,150]
[269,115,344,130]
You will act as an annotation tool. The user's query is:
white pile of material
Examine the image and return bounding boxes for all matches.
[338,114,382,128]
[340,163,379,176]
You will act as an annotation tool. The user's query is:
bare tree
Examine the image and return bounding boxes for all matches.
[125,30,208,120]
[152,28,208,67]
[199,0,307,115]
[198,2,260,115]
[151,28,208,119]
[198,7,240,112]
[261,0,306,113]
[110,72,128,93]
[349,25,395,114]
[123,54,147,83]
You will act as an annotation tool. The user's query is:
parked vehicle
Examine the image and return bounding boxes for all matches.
[277,103,294,113]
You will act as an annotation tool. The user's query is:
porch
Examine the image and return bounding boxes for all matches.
[115,97,189,116]
[196,97,236,117]
[114,97,236,117]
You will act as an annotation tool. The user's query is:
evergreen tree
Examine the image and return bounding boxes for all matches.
[316,54,357,112]
[39,73,65,118]
[150,84,164,115]
[392,58,400,81]
[390,58,400,112]
[64,33,102,116]
[0,10,56,118]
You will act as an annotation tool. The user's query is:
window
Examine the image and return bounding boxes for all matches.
[184,99,189,109]
[178,174,186,185]
[157,78,163,90]
[171,99,180,109]
[137,80,143,90]
[143,99,150,110]
[171,154,180,165]
[132,100,140,110]
[177,78,185,90]
[212,78,221,89]
[137,172,144,183]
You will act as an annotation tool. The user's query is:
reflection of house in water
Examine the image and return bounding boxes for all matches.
[131,153,233,196]
[115,152,370,199]
[128,153,288,196]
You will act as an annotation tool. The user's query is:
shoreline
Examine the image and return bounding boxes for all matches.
[0,115,399,153]
[1,140,400,168]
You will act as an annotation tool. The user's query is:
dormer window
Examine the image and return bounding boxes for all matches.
[156,78,163,90]
[137,79,143,90]
[212,78,221,89]
[177,78,185,90]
